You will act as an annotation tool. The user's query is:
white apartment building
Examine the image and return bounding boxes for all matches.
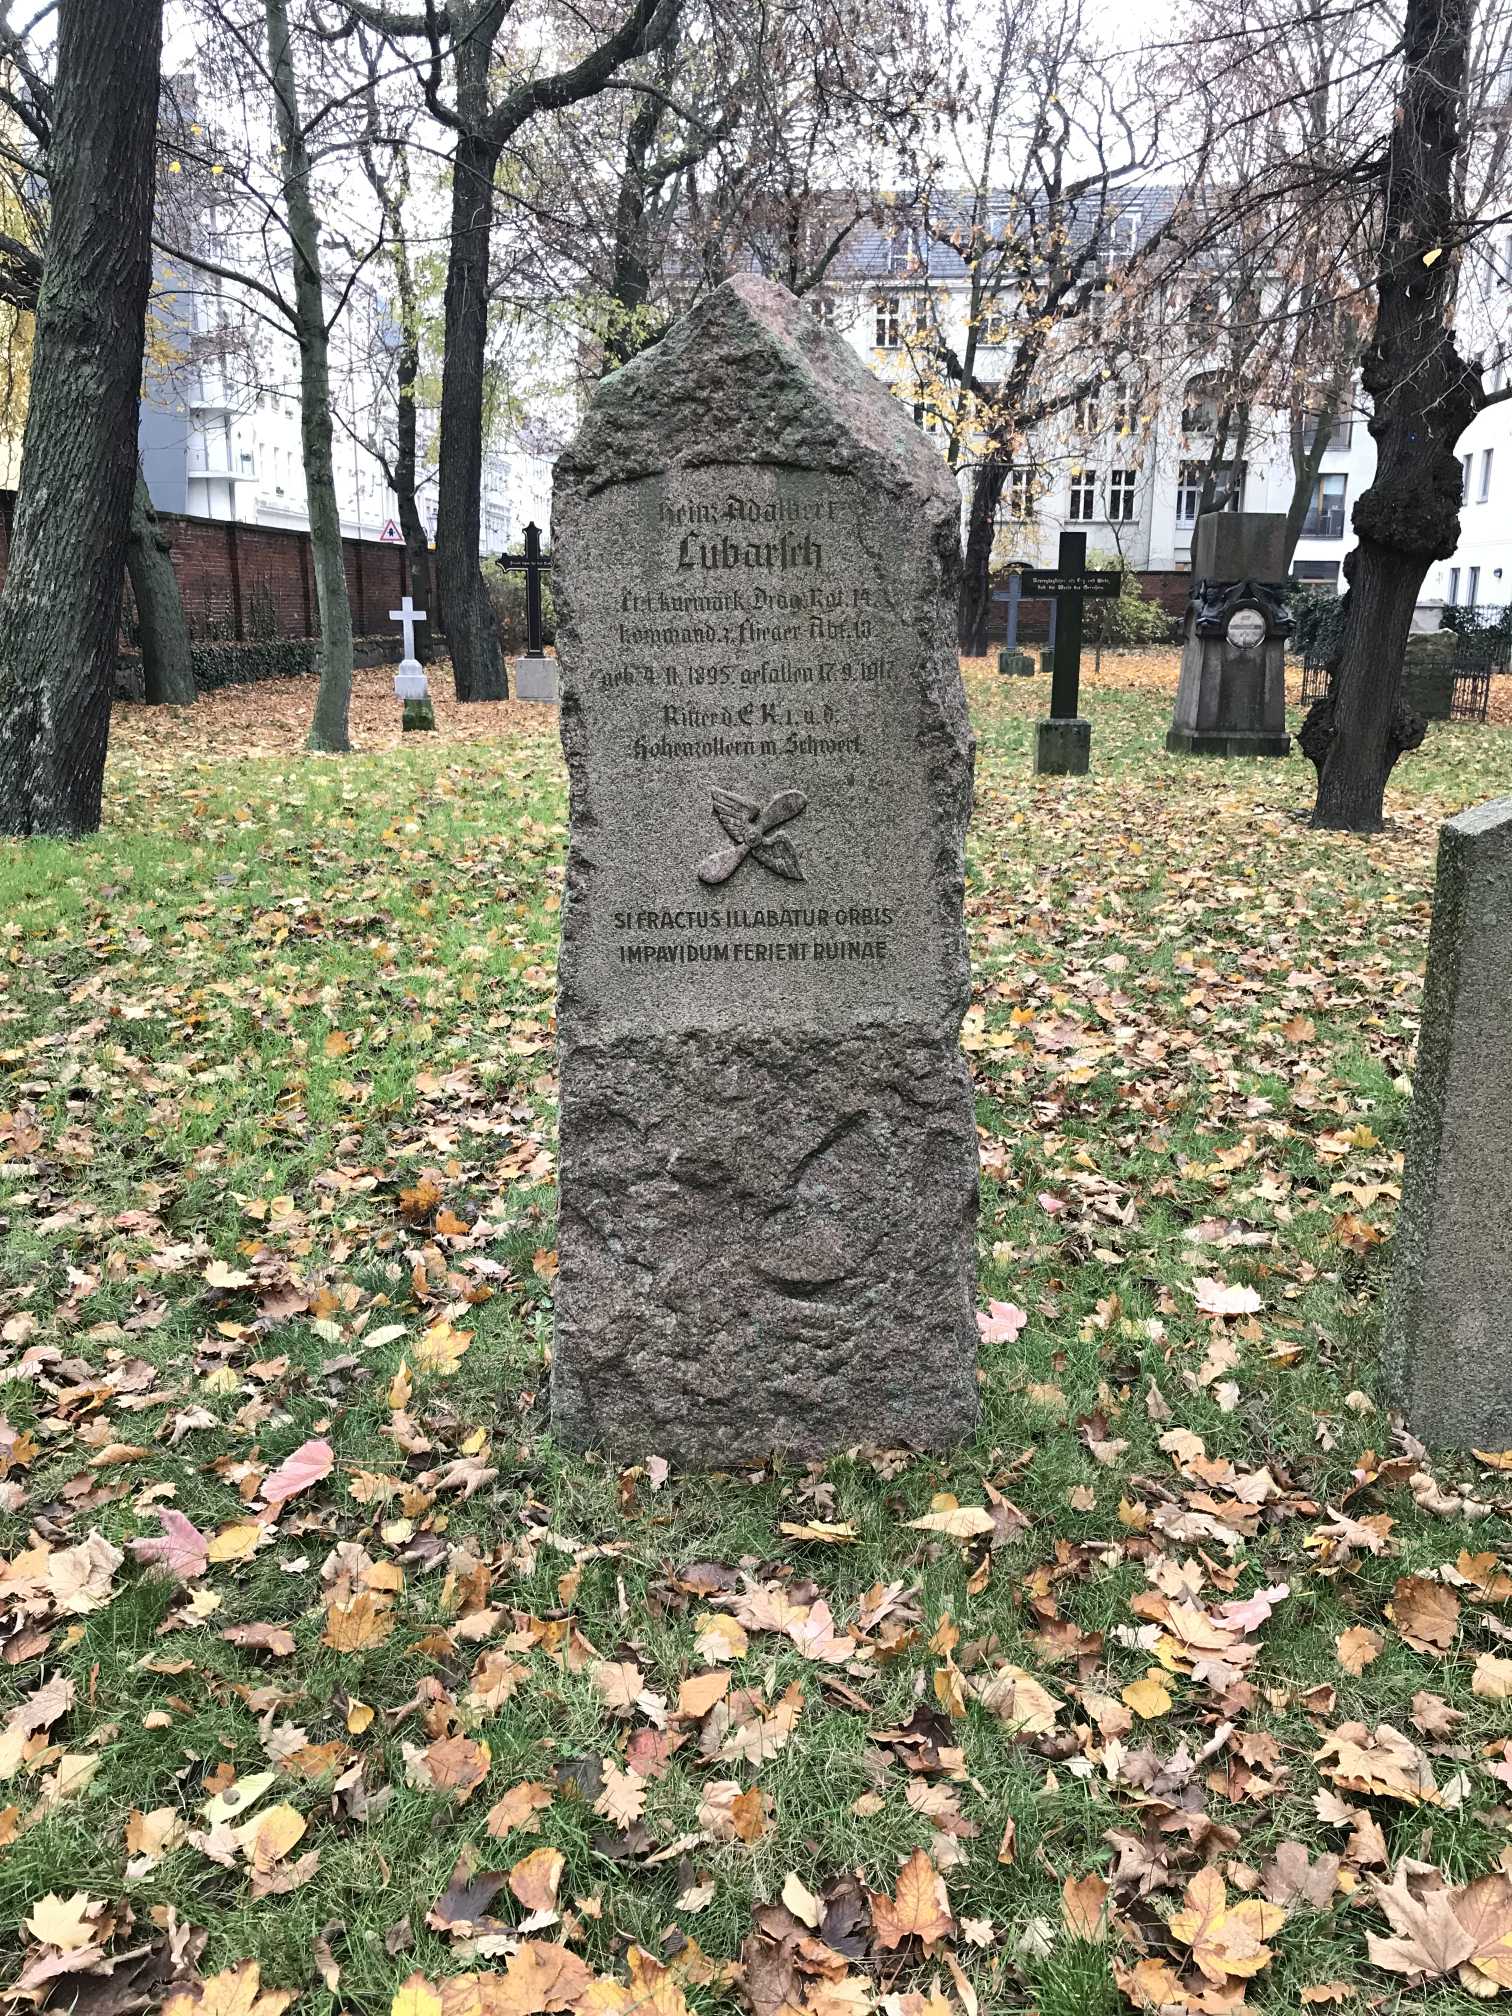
[808,198,1512,614]
[141,246,554,556]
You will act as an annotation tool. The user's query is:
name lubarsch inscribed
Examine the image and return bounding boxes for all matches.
[550,275,979,1462]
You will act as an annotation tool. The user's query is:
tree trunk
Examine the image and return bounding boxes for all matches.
[0,0,162,837]
[603,88,663,374]
[266,0,354,754]
[436,125,507,702]
[1308,0,1482,831]
[958,460,1007,653]
[127,470,195,705]
[393,336,434,662]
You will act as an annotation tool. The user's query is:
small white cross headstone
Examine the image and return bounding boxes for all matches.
[391,596,429,701]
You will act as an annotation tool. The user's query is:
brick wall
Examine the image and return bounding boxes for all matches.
[0,491,421,645]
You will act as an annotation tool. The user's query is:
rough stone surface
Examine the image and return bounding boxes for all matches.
[1192,511,1287,579]
[550,274,979,1463]
[1169,511,1291,759]
[1033,718,1091,775]
[1384,796,1512,1446]
[514,657,559,704]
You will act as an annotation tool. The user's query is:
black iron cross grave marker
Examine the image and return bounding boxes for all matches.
[499,521,551,657]
[1022,529,1119,775]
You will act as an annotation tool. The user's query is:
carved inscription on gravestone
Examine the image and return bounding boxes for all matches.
[551,276,978,1461]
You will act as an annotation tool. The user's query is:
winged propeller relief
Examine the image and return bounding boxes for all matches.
[696,787,808,886]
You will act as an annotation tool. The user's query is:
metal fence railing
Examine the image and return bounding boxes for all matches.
[1296,603,1507,726]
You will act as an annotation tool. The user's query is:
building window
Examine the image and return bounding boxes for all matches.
[1105,210,1140,266]
[1448,566,1461,606]
[1301,473,1347,539]
[1181,375,1221,433]
[1292,559,1341,586]
[1187,286,1220,332]
[1479,447,1494,502]
[875,293,902,349]
[1068,468,1096,521]
[1108,468,1137,521]
[979,307,1011,349]
[1006,468,1035,520]
[1073,385,1101,433]
[809,292,836,327]
[1176,461,1203,525]
[1461,453,1474,500]
[1468,566,1480,608]
[884,221,927,276]
[1301,414,1353,454]
[1110,378,1139,433]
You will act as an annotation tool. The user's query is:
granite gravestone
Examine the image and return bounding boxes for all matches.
[1383,796,1512,1447]
[550,275,979,1463]
[1166,513,1292,757]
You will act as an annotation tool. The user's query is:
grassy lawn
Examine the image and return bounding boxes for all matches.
[3,656,1512,2015]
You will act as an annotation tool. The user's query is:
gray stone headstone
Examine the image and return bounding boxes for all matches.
[1167,511,1291,758]
[1191,511,1287,582]
[1384,796,1512,1446]
[549,274,979,1463]
[514,657,559,704]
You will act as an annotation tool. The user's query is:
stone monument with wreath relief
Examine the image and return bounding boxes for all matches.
[1166,512,1293,758]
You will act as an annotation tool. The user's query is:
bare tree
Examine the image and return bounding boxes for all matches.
[1302,0,1510,829]
[343,0,675,702]
[0,0,164,837]
[160,0,388,752]
[892,0,1192,651]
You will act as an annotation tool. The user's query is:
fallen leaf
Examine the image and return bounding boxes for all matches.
[869,1848,954,1949]
[1061,1871,1109,1942]
[509,1846,565,1912]
[261,1437,333,1508]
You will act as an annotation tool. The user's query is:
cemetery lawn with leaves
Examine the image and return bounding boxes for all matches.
[4,659,1512,2016]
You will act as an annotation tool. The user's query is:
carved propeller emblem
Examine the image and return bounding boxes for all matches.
[696,787,808,886]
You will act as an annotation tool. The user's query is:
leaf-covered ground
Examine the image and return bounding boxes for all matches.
[3,655,1512,2016]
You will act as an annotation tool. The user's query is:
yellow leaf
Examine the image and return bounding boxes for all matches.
[231,1801,306,1871]
[782,1870,823,1928]
[414,1319,471,1376]
[24,1892,106,1952]
[202,1772,277,1827]
[1121,1671,1174,1719]
[345,1697,374,1735]
[694,1613,748,1663]
[974,1664,1062,1734]
[1170,1868,1285,1983]
[390,1974,444,2016]
[162,1962,297,2016]
[388,1361,413,1410]
[1336,1627,1384,1676]
[207,1523,265,1564]
[322,1592,395,1653]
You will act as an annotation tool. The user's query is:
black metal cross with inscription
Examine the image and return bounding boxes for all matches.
[1023,530,1120,719]
[499,521,551,657]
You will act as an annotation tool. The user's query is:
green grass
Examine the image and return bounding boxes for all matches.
[2,664,1511,2013]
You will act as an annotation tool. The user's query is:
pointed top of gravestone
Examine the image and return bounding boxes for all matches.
[557,275,956,514]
